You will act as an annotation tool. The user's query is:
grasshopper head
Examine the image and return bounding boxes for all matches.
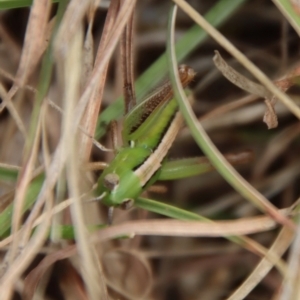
[103,173,120,191]
[97,170,142,208]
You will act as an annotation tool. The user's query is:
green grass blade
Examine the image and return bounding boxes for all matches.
[95,0,247,139]
[0,166,19,181]
[0,0,33,9]
[272,0,300,36]
[136,197,208,221]
[57,224,106,240]
[159,157,215,181]
[0,0,59,10]
[0,174,44,238]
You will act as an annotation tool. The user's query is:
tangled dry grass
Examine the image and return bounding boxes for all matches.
[0,1,299,299]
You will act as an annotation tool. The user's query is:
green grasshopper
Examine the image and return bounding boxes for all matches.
[96,65,195,209]
[96,65,250,211]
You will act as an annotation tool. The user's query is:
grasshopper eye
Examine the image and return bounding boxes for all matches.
[104,173,119,191]
[120,199,134,210]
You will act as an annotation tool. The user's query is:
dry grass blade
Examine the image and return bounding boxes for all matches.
[0,0,51,112]
[89,216,286,255]
[54,0,90,59]
[64,23,100,300]
[279,219,300,300]
[62,20,108,300]
[228,226,294,300]
[82,5,96,87]
[0,82,26,136]
[53,1,90,152]
[15,0,51,84]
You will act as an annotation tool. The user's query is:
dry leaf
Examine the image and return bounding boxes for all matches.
[213,51,272,99]
[263,98,278,129]
[213,51,279,129]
